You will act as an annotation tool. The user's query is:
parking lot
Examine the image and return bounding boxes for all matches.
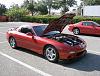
[0,22,100,76]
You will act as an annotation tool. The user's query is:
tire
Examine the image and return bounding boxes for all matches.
[9,37,17,49]
[73,28,80,35]
[44,45,59,63]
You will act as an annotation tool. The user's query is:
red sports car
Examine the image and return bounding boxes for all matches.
[68,21,100,35]
[7,14,87,62]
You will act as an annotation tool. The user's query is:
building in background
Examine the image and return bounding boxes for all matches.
[81,5,100,17]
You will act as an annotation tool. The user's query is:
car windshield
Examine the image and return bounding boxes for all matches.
[33,25,47,36]
[33,25,60,36]
[93,22,100,26]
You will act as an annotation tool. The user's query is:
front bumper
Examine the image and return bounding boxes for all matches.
[59,50,87,60]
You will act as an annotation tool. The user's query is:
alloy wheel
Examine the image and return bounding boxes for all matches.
[73,28,80,35]
[9,37,17,48]
[45,46,58,62]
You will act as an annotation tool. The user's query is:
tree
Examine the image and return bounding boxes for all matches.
[81,0,100,5]
[41,0,76,15]
[22,0,77,15]
[41,0,52,15]
[22,0,38,16]
[22,0,29,8]
[36,1,48,15]
[5,5,28,21]
[0,3,7,15]
[52,0,61,10]
[94,0,100,5]
[27,2,37,16]
[60,0,77,14]
[27,3,34,16]
[22,0,48,15]
[77,3,83,15]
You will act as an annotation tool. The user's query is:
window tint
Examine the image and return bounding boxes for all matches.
[83,22,93,26]
[20,27,32,34]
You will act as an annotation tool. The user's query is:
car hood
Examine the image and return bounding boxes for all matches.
[43,13,75,34]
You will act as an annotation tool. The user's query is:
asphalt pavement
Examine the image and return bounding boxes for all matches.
[0,22,100,76]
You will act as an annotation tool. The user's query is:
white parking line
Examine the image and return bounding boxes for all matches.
[0,27,9,28]
[88,50,100,55]
[0,41,7,43]
[0,32,5,34]
[0,51,52,76]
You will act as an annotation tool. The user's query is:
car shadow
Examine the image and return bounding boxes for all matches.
[58,53,100,72]
[15,47,100,72]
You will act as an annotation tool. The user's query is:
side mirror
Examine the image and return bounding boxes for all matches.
[32,35,34,39]
[26,32,33,36]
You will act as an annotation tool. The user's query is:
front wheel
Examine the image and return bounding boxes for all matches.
[44,45,59,63]
[73,28,80,35]
[9,37,17,49]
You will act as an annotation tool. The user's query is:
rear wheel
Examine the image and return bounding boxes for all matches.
[9,37,17,49]
[44,45,59,63]
[73,28,80,35]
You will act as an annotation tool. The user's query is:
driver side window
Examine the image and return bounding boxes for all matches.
[83,22,93,26]
[20,27,32,34]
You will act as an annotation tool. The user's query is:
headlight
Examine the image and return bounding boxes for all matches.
[79,43,86,48]
[69,51,76,54]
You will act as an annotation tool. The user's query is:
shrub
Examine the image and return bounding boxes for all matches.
[21,15,100,24]
[21,15,59,23]
[73,16,100,24]
[5,7,28,21]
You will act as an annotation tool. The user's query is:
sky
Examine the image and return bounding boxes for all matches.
[0,0,81,11]
[0,0,25,8]
[0,0,81,12]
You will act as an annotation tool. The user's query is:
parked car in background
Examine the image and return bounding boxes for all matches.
[6,14,87,63]
[68,21,100,35]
